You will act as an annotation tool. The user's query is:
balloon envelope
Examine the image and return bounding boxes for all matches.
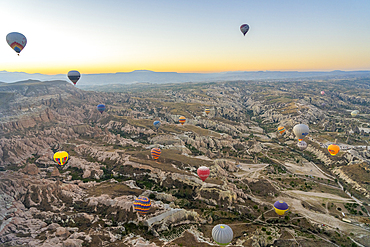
[321,91,325,95]
[151,148,161,160]
[212,224,233,245]
[297,140,307,150]
[179,116,186,125]
[328,144,340,156]
[197,166,210,182]
[6,32,27,54]
[134,196,151,215]
[274,200,289,216]
[240,24,250,36]
[53,151,69,166]
[278,126,286,135]
[97,104,105,114]
[293,124,309,141]
[205,109,211,115]
[153,121,161,129]
[68,70,81,85]
[351,110,359,117]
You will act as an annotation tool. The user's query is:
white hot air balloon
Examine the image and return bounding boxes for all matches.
[293,124,309,141]
[351,110,359,117]
[212,224,233,245]
[6,32,27,55]
[297,141,307,150]
[240,24,250,36]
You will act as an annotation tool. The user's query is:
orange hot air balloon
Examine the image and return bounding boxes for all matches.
[278,126,286,135]
[151,148,161,160]
[328,144,340,156]
[179,116,186,125]
[205,109,211,115]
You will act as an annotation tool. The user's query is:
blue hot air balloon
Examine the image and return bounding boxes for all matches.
[97,104,105,114]
[67,70,80,85]
[153,120,161,129]
[274,200,289,216]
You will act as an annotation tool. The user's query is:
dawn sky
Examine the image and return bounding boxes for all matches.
[1,0,370,74]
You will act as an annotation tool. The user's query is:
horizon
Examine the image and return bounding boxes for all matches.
[2,69,370,76]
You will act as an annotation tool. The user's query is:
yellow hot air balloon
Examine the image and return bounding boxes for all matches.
[274,200,289,216]
[205,109,211,115]
[328,144,340,156]
[351,110,359,117]
[53,151,69,166]
[278,126,286,135]
[179,116,186,125]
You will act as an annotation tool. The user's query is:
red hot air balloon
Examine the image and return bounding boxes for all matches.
[197,166,210,182]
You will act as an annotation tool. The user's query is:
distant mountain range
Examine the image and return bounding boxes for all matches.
[1,70,369,88]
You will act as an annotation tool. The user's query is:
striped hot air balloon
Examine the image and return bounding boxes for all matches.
[134,196,151,215]
[53,151,69,166]
[151,148,161,160]
[197,166,210,182]
[179,116,186,125]
[6,32,27,55]
[67,70,81,85]
[97,104,105,114]
[274,200,289,216]
[328,144,340,156]
[212,224,233,245]
[278,126,286,135]
[205,109,211,115]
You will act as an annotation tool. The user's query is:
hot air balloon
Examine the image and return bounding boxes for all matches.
[297,141,307,151]
[153,121,161,129]
[274,200,289,216]
[53,151,69,166]
[197,166,210,182]
[134,196,151,215]
[321,91,325,95]
[212,224,233,246]
[328,144,340,156]
[97,104,105,114]
[293,124,309,141]
[179,116,186,125]
[278,126,286,135]
[351,110,359,117]
[205,109,211,115]
[6,32,27,55]
[67,70,80,85]
[240,24,250,36]
[151,148,161,160]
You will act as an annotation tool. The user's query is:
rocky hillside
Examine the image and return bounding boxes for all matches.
[0,78,370,246]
